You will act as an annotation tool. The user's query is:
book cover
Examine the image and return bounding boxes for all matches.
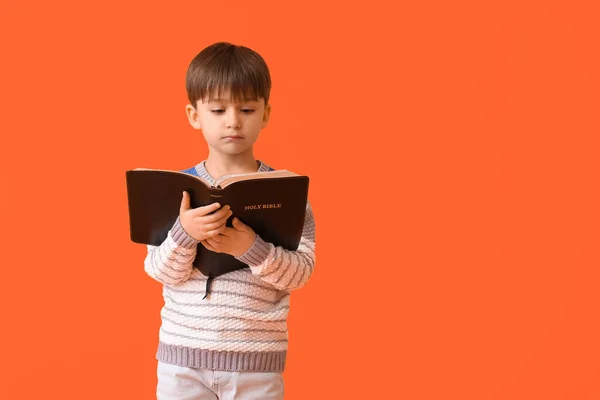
[125,169,310,277]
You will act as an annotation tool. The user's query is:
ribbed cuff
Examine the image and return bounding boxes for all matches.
[157,342,286,372]
[170,217,199,249]
[235,234,272,268]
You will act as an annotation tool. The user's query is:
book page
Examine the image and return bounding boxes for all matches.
[216,170,299,188]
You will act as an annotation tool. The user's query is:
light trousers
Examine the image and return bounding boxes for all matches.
[157,361,284,400]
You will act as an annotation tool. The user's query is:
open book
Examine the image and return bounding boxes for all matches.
[125,168,310,277]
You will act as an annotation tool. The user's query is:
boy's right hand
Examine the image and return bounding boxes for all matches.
[179,191,233,241]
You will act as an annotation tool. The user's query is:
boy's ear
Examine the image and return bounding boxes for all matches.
[186,103,202,129]
[261,103,272,129]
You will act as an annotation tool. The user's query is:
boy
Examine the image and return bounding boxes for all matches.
[144,42,316,399]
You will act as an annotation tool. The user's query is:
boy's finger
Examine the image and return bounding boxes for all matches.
[209,209,232,226]
[232,217,252,232]
[193,202,222,216]
[209,235,225,244]
[200,240,215,252]
[205,219,228,237]
[179,191,191,214]
[204,217,227,232]
[219,227,234,237]
[197,204,230,220]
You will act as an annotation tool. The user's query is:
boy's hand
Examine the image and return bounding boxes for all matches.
[201,217,257,257]
[179,191,233,241]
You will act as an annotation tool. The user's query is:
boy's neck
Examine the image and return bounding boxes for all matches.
[204,152,260,181]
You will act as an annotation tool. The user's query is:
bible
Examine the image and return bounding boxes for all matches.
[125,168,310,278]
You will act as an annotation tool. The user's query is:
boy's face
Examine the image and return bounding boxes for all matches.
[185,90,271,156]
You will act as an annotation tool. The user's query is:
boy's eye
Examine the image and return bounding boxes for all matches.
[211,109,254,114]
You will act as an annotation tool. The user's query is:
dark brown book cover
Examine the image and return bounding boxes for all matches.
[125,169,309,277]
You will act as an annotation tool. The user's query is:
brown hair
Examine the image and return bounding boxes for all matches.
[186,42,272,108]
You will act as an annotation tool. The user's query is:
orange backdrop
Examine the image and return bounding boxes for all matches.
[1,1,599,399]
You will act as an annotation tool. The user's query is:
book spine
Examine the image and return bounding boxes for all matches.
[208,186,224,199]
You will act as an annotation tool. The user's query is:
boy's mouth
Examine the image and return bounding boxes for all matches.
[223,135,244,139]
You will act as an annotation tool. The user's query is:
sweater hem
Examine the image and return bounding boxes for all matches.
[156,341,287,372]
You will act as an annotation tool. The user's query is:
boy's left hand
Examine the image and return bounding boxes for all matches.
[201,217,257,257]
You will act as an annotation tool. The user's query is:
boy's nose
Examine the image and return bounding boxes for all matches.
[226,111,241,129]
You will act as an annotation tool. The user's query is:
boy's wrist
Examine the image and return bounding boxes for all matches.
[171,216,200,248]
[235,234,271,268]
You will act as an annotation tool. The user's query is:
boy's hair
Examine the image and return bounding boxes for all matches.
[186,42,271,108]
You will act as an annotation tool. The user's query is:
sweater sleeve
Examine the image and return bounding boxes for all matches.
[144,216,200,286]
[235,200,316,291]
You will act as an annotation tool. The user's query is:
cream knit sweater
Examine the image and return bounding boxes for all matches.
[144,160,316,372]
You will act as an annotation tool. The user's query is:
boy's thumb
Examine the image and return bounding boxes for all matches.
[180,191,190,212]
[233,217,250,232]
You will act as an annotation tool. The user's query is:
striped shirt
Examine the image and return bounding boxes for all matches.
[144,159,316,372]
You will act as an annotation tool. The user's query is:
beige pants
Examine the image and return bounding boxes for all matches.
[157,361,284,400]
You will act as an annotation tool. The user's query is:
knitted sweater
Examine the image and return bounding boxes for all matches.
[144,159,316,372]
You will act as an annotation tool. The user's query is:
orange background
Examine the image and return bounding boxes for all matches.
[1,1,599,399]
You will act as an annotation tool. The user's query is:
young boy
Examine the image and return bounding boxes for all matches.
[144,42,316,399]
